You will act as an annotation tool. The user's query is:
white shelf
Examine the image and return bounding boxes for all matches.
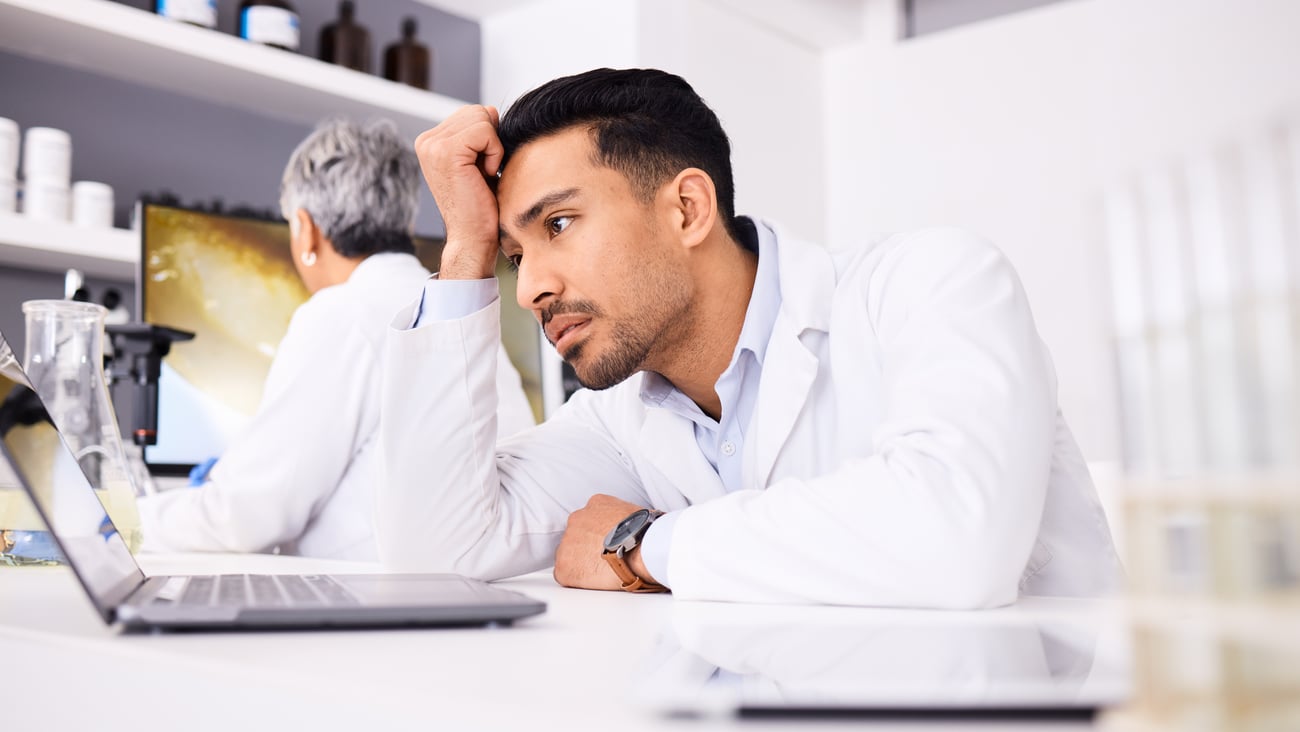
[0,212,137,280]
[0,0,468,141]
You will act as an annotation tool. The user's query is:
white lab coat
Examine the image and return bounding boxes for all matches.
[138,252,535,560]
[378,224,1123,607]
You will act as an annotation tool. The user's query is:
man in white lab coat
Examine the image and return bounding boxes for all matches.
[379,68,1122,606]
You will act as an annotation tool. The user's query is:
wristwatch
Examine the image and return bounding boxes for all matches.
[601,508,668,593]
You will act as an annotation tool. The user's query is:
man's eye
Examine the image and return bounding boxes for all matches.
[507,254,522,270]
[546,216,573,237]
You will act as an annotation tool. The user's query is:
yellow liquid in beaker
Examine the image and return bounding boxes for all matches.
[0,485,142,556]
[96,480,142,554]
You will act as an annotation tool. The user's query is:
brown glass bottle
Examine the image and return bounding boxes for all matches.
[319,0,371,73]
[238,0,300,52]
[383,17,431,90]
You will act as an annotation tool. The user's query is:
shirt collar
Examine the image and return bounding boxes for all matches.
[734,217,782,368]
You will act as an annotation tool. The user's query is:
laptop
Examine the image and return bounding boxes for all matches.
[0,329,545,631]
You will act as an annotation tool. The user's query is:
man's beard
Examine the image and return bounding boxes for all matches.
[564,320,655,390]
[542,299,650,390]
[543,290,691,391]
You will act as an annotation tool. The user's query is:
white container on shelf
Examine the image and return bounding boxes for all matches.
[22,126,72,185]
[0,116,18,177]
[240,5,300,50]
[71,180,113,228]
[22,176,69,221]
[156,0,217,28]
[0,176,15,214]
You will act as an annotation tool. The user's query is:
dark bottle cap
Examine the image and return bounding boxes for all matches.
[402,17,417,38]
[340,0,354,19]
[102,288,123,311]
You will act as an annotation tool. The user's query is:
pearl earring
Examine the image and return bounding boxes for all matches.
[301,251,317,267]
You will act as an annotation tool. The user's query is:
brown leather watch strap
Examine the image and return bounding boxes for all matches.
[602,550,667,593]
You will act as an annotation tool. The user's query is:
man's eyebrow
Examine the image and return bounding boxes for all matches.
[513,187,580,231]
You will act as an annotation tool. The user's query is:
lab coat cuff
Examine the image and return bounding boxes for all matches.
[408,276,499,327]
[639,509,680,588]
[134,490,185,553]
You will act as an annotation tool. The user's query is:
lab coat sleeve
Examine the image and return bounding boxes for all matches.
[378,290,646,578]
[404,275,536,434]
[494,339,537,437]
[137,306,374,554]
[665,230,1056,608]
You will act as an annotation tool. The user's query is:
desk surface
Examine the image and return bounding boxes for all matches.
[0,553,1127,731]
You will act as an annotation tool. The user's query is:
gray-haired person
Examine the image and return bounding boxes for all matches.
[137,119,535,560]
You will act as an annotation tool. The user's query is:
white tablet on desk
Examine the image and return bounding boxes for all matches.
[639,599,1131,721]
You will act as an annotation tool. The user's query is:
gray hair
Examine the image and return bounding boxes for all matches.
[279,118,420,258]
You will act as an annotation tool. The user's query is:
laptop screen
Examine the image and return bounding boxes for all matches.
[0,332,144,621]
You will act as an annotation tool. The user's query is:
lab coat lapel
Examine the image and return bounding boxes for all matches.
[639,406,726,506]
[751,312,818,488]
[747,221,836,488]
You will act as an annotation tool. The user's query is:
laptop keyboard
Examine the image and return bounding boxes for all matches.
[173,574,360,608]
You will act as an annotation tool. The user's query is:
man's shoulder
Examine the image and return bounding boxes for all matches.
[762,222,1003,291]
[813,227,1013,306]
[761,224,1008,330]
[826,227,1002,273]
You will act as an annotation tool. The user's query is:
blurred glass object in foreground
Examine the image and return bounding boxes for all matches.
[25,300,144,554]
[1100,118,1300,731]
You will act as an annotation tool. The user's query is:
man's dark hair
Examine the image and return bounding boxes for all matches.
[498,68,742,242]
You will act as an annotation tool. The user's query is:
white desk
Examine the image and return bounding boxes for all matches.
[0,553,1127,731]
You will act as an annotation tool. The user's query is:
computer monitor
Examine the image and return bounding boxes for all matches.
[137,203,546,474]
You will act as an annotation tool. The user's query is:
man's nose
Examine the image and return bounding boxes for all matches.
[514,253,560,312]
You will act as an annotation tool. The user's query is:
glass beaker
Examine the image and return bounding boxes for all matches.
[21,300,142,553]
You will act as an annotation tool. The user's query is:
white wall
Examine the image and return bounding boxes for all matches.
[655,0,826,242]
[479,0,640,109]
[824,0,1300,462]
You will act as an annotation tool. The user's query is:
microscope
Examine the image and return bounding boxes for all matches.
[105,324,195,494]
[106,323,195,448]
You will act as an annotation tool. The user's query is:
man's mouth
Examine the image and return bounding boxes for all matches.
[541,300,602,356]
[546,316,591,352]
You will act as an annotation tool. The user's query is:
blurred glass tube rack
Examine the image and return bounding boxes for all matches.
[1101,117,1300,731]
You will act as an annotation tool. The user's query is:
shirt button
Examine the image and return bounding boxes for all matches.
[721,441,736,457]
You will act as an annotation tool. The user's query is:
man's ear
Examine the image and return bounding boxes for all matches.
[293,208,323,255]
[666,168,717,250]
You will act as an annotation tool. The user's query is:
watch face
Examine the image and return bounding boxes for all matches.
[604,509,651,551]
